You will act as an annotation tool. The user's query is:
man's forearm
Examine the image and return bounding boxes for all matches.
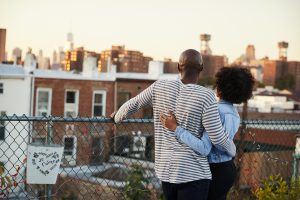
[114,83,154,123]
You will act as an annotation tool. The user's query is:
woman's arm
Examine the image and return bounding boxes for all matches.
[160,112,212,156]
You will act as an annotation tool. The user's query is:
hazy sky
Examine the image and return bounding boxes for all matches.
[0,0,299,63]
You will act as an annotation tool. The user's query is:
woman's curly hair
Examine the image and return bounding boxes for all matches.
[215,67,255,104]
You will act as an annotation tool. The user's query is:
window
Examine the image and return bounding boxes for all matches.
[92,91,106,117]
[64,90,79,117]
[118,92,131,109]
[64,137,75,156]
[0,83,3,94]
[0,111,6,140]
[36,88,52,116]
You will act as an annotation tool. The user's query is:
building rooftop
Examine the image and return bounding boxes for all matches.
[0,63,179,81]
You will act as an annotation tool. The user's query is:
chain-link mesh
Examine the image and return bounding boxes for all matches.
[0,115,299,199]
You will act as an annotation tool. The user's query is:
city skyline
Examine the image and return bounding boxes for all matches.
[0,0,300,63]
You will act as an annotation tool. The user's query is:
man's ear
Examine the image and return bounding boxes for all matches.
[177,64,181,72]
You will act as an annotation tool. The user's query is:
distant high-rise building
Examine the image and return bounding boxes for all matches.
[163,58,178,74]
[65,32,74,51]
[246,45,256,61]
[24,48,37,71]
[12,47,22,65]
[278,41,288,61]
[51,47,65,70]
[0,29,6,63]
[261,41,300,91]
[52,50,57,64]
[200,34,212,55]
[37,49,44,69]
[100,45,153,73]
[64,47,100,72]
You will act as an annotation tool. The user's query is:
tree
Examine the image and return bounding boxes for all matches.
[124,164,151,200]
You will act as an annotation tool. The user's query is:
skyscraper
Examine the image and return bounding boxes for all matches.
[0,29,6,63]
[12,47,22,65]
[65,32,74,51]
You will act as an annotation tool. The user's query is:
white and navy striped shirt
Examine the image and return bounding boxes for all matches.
[114,79,235,183]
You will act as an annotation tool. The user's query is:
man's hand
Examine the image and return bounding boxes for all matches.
[159,112,178,131]
[110,111,117,123]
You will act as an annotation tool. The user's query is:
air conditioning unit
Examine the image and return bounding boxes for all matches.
[114,135,131,155]
[133,135,146,152]
[62,155,76,166]
[65,124,75,133]
[65,111,76,117]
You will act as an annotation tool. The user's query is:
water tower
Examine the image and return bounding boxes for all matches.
[200,34,212,55]
[278,41,288,61]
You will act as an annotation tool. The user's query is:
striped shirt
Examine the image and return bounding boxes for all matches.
[114,79,235,183]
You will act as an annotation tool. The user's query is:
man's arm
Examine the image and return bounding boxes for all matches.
[202,102,236,157]
[114,82,154,123]
[175,127,212,156]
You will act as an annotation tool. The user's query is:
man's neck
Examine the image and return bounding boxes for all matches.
[181,77,198,84]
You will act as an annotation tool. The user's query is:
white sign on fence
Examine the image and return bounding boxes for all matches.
[26,144,64,184]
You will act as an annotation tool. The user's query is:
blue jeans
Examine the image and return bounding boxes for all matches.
[162,179,211,200]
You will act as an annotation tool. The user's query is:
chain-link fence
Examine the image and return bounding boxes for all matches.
[0,115,299,199]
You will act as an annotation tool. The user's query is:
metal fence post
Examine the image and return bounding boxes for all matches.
[46,116,53,200]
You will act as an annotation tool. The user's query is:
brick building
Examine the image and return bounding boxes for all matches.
[64,47,101,72]
[100,45,153,73]
[31,63,178,167]
[262,59,300,92]
[200,54,225,78]
[0,29,6,63]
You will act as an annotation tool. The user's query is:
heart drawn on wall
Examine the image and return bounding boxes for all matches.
[31,151,61,176]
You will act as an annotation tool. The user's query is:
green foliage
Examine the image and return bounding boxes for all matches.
[62,190,77,200]
[256,81,265,88]
[124,164,151,200]
[275,74,295,90]
[0,162,18,198]
[198,76,215,87]
[254,175,300,200]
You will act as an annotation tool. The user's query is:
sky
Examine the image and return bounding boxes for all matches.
[0,0,300,63]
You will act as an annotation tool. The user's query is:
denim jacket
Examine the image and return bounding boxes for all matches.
[175,100,240,163]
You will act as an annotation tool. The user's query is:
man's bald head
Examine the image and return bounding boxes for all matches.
[178,49,203,74]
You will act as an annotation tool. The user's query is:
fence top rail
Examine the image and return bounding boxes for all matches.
[0,114,154,123]
[0,115,299,125]
[242,119,300,125]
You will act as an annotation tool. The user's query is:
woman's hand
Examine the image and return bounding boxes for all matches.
[159,112,178,131]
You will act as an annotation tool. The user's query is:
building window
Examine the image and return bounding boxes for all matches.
[64,137,75,156]
[0,83,3,94]
[36,88,52,116]
[92,91,106,117]
[62,136,77,166]
[0,111,6,140]
[64,90,79,117]
[32,136,46,144]
[118,92,131,109]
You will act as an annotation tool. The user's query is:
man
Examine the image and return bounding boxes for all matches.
[112,49,236,200]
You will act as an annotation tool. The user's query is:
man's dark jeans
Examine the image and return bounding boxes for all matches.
[162,179,211,200]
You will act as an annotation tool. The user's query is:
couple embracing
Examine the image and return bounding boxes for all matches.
[112,49,254,200]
